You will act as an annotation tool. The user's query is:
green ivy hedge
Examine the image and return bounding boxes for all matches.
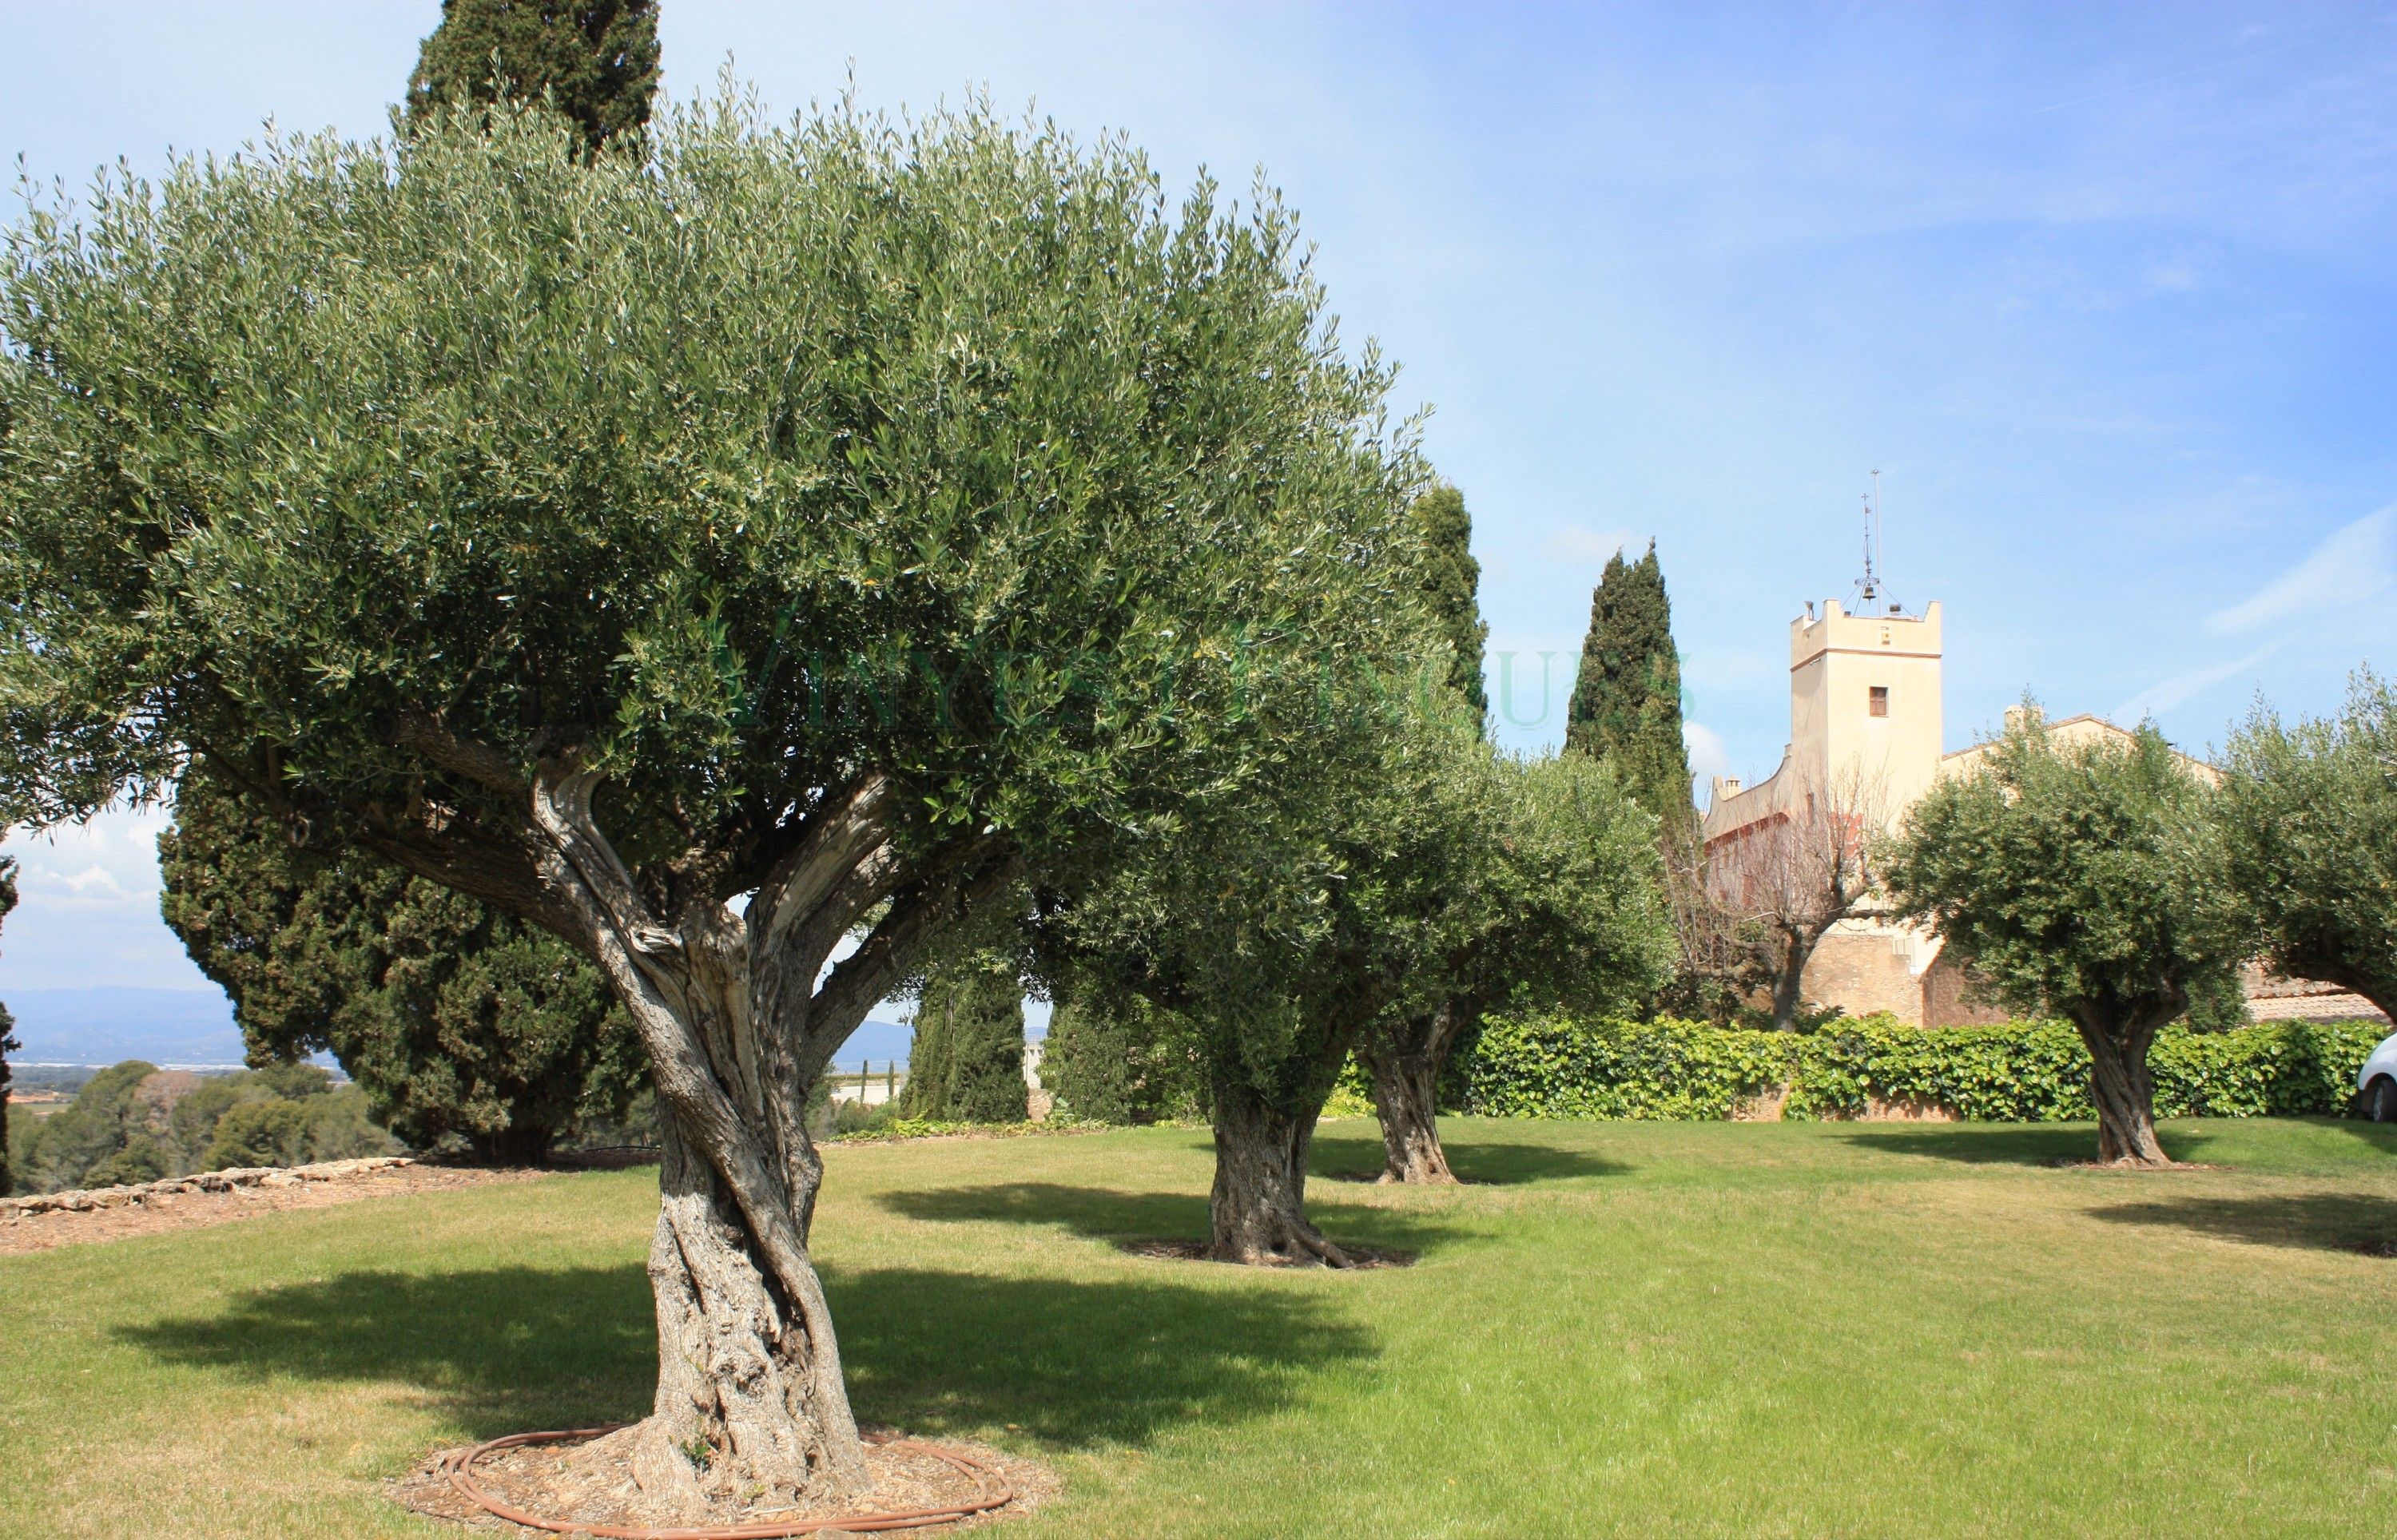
[1461,1014,2387,1123]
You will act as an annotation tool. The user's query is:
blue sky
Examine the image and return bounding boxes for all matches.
[2,2,2393,998]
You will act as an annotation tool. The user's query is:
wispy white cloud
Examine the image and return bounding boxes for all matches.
[2113,641,2283,722]
[50,864,132,899]
[2207,506,2396,636]
[1546,524,1635,564]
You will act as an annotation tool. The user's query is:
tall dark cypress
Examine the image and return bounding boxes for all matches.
[1410,484,1489,722]
[0,856,17,1196]
[1565,541,1694,830]
[900,956,1028,1123]
[406,0,662,157]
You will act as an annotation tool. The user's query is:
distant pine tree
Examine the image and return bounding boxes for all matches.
[0,855,16,1197]
[900,956,1027,1123]
[1566,541,1694,832]
[406,0,662,157]
[1410,484,1489,722]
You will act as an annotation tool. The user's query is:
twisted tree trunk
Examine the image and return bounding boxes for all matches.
[604,1113,859,1511]
[497,764,1018,1516]
[2077,1012,2170,1166]
[1358,998,1471,1185]
[1361,1045,1452,1184]
[1207,1070,1350,1267]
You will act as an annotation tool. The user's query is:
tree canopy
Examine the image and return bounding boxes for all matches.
[2219,671,2397,1024]
[1039,702,1539,1259]
[406,0,661,157]
[897,953,1027,1123]
[1882,716,2248,1165]
[1565,542,1693,832]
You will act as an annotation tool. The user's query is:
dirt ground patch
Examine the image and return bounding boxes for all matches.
[393,1424,1055,1534]
[0,1163,551,1255]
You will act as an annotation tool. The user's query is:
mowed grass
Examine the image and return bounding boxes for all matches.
[6,1117,2395,1538]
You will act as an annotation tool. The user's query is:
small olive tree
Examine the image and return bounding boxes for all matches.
[1042,704,1501,1262]
[0,95,1422,1510]
[1355,749,1669,1183]
[2218,671,2397,1025]
[1882,718,2248,1165]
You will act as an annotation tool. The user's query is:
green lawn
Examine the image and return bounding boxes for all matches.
[6,1116,2394,1537]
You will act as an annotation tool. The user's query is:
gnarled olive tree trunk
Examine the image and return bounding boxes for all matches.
[503,764,1017,1514]
[1356,998,1472,1185]
[1207,1069,1350,1267]
[2075,1010,2171,1167]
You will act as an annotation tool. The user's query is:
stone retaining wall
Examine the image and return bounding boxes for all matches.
[2,1156,416,1214]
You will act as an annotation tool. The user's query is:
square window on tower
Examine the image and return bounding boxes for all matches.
[1869,685,1889,717]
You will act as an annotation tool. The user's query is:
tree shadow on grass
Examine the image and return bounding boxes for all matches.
[1306,1130,1630,1185]
[1830,1124,2099,1167]
[2085,1193,2397,1257]
[116,1263,1372,1450]
[878,1181,1469,1259]
[1836,1117,2397,1169]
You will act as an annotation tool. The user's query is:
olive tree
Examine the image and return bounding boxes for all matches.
[1356,749,1670,1184]
[2219,671,2397,1024]
[0,96,1422,1512]
[1041,703,1500,1262]
[1881,717,2248,1166]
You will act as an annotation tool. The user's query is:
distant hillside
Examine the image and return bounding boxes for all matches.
[2,987,243,1066]
[832,1018,913,1070]
[0,985,924,1074]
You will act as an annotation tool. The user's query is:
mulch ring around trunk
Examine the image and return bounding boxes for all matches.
[1314,1169,1488,1185]
[393,1424,1055,1536]
[1111,1237,1418,1268]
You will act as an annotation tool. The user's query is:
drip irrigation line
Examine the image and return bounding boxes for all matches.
[440,1423,1012,1538]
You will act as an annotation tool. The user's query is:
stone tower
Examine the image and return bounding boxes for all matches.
[1787,598,1944,834]
[1702,597,1944,844]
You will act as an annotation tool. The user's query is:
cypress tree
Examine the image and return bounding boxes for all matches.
[405,0,662,157]
[1042,993,1206,1125]
[160,768,646,1164]
[1410,484,1489,720]
[0,855,16,1197]
[1565,541,1694,830]
[900,956,1028,1123]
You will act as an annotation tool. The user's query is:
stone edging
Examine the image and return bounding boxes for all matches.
[2,1156,417,1215]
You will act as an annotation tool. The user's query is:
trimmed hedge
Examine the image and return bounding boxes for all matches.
[1462,1014,2387,1123]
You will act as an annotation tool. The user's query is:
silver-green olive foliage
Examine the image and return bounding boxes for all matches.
[2219,670,2397,1022]
[0,93,1425,936]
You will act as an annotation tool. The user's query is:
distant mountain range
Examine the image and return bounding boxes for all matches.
[5,987,244,1066]
[0,984,923,1072]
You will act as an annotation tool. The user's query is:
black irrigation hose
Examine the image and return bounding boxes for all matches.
[441,1423,1012,1538]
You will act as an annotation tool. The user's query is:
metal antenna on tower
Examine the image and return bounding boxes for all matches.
[1850,470,1903,616]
